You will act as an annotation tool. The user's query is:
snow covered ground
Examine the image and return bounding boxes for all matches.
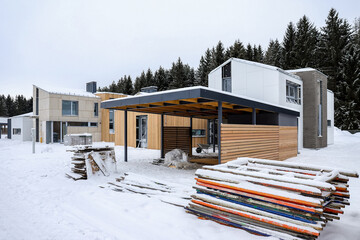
[0,129,359,240]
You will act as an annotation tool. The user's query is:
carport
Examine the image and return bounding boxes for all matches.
[101,87,300,164]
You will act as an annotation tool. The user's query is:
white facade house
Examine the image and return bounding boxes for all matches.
[327,90,334,145]
[9,112,34,141]
[209,58,303,149]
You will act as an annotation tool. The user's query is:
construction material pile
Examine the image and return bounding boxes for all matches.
[66,145,116,180]
[185,157,359,240]
[107,172,193,207]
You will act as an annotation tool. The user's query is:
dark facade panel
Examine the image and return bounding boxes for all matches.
[279,113,297,126]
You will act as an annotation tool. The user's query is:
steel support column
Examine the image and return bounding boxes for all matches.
[124,110,128,162]
[218,101,222,164]
[190,117,193,157]
[212,119,216,153]
[252,107,256,125]
[161,114,164,158]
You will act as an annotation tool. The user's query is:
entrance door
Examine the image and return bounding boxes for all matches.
[136,115,148,148]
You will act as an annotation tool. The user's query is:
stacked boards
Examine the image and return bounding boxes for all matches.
[66,145,116,180]
[185,158,358,240]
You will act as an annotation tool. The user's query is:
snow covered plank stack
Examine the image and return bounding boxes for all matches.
[185,157,358,240]
[66,145,116,180]
[107,172,193,207]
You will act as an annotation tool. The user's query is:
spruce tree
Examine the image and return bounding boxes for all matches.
[145,68,155,86]
[335,43,360,129]
[5,95,15,117]
[318,8,352,91]
[169,58,186,89]
[109,81,117,93]
[211,41,225,67]
[257,45,264,63]
[154,66,169,91]
[282,22,297,69]
[354,18,360,46]
[265,39,283,67]
[123,76,134,95]
[245,43,253,61]
[225,40,246,59]
[0,95,8,117]
[294,15,319,68]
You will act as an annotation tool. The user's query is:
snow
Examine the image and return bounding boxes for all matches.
[34,84,99,98]
[1,128,360,240]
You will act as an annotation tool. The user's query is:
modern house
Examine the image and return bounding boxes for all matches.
[33,84,102,143]
[102,87,300,163]
[8,112,34,141]
[0,117,8,138]
[208,58,334,149]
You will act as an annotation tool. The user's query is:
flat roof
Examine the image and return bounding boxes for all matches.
[101,86,299,119]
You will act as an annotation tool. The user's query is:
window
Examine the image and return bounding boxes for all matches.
[67,122,88,127]
[90,122,98,127]
[109,109,114,134]
[13,128,21,135]
[327,120,331,127]
[222,62,231,92]
[286,81,301,104]
[318,80,323,136]
[94,103,98,117]
[62,100,78,116]
[192,129,206,137]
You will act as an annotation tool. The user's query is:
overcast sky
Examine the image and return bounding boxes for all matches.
[1,0,359,98]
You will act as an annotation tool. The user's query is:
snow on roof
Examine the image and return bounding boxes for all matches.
[102,86,300,113]
[286,68,328,77]
[11,112,34,118]
[209,58,301,80]
[34,85,99,98]
[0,117,8,124]
[95,92,129,96]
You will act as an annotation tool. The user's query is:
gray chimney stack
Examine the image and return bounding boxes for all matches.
[86,81,97,93]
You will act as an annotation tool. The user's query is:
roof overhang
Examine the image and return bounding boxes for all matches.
[101,87,300,119]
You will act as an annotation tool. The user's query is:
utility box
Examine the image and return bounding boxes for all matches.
[64,134,92,146]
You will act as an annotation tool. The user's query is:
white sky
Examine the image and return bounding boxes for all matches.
[1,0,359,98]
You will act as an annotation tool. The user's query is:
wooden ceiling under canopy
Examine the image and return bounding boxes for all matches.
[101,87,299,119]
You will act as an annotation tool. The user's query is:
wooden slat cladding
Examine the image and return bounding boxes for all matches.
[279,126,298,160]
[221,124,297,163]
[164,127,191,155]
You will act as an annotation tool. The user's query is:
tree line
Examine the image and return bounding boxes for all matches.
[0,94,33,117]
[98,8,359,130]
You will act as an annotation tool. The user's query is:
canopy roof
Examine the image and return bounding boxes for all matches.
[101,87,299,119]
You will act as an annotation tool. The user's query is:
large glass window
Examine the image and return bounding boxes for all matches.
[94,103,99,117]
[13,128,21,135]
[62,100,78,116]
[109,110,114,134]
[222,62,232,92]
[318,80,323,136]
[192,129,206,137]
[286,81,301,104]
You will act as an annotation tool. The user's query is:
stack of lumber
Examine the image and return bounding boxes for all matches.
[107,172,193,207]
[66,145,116,180]
[186,157,358,240]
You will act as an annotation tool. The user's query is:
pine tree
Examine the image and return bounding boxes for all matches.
[245,43,253,61]
[294,15,319,68]
[154,66,169,91]
[123,76,134,95]
[265,39,283,67]
[282,22,297,69]
[0,95,8,117]
[318,8,352,91]
[195,49,214,87]
[211,41,225,67]
[109,81,118,93]
[116,77,125,93]
[5,95,15,117]
[134,71,147,93]
[225,40,246,59]
[145,68,155,86]
[169,58,186,89]
[335,43,360,129]
[257,45,264,63]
